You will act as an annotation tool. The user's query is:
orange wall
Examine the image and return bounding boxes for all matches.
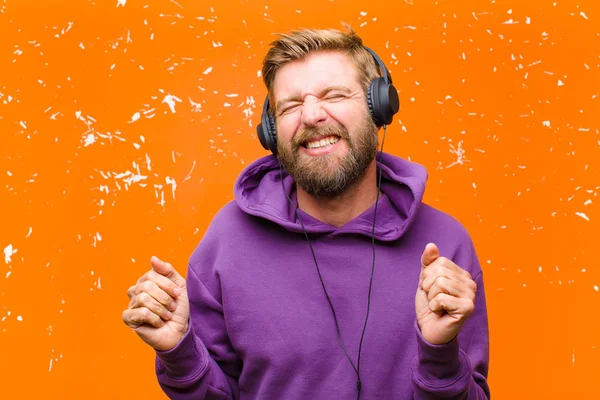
[1,0,599,398]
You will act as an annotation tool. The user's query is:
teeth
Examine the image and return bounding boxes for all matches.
[306,136,340,149]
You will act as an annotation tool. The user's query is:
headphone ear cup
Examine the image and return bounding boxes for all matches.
[384,82,400,124]
[267,113,278,156]
[367,80,378,125]
[368,78,400,126]
[257,122,269,152]
[257,96,278,156]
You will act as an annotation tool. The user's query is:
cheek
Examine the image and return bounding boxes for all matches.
[276,114,300,143]
[326,103,368,129]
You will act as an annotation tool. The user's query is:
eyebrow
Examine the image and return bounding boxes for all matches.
[275,85,353,113]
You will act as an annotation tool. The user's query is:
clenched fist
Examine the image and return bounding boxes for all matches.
[122,256,190,351]
[415,243,477,345]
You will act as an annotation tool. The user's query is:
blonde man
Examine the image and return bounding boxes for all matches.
[123,25,490,399]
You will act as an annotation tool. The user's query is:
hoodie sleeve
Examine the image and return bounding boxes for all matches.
[411,239,491,399]
[154,263,241,400]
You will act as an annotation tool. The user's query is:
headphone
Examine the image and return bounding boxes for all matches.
[257,46,400,156]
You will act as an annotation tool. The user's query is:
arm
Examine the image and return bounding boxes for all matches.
[156,262,242,399]
[412,241,491,399]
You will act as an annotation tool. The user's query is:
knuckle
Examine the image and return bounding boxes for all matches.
[150,302,162,315]
[429,278,441,292]
[138,291,151,304]
[161,294,172,306]
[143,280,154,292]
[470,292,477,302]
[438,257,450,267]
[438,276,450,286]
[128,312,141,325]
[435,265,446,276]
[434,275,446,289]
[137,273,149,284]
[469,279,478,292]
[465,300,475,315]
[139,307,150,319]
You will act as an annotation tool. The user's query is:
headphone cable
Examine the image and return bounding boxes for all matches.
[277,124,387,400]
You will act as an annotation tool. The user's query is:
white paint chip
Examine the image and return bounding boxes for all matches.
[203,67,213,75]
[129,112,141,123]
[84,133,96,147]
[166,176,177,199]
[162,94,182,113]
[4,244,16,264]
[575,212,589,221]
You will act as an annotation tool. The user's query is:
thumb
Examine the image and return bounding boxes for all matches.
[421,243,440,268]
[150,256,186,288]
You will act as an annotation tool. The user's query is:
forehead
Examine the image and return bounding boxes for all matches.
[272,51,361,99]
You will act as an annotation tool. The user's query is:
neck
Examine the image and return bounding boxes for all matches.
[296,159,381,228]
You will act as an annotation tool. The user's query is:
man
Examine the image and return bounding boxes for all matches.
[122,25,490,399]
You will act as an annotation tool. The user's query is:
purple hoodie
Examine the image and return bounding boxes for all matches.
[155,153,490,399]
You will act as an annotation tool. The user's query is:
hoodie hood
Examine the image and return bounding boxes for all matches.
[233,153,428,242]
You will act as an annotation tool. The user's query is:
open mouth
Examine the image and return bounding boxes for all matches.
[302,135,341,149]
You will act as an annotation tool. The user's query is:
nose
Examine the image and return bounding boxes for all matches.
[300,96,327,127]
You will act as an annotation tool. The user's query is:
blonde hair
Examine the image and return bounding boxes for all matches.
[261,24,381,113]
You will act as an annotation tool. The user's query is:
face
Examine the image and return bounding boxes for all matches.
[273,51,379,199]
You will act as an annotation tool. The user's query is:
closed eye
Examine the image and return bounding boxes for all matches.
[278,103,301,116]
[325,93,346,101]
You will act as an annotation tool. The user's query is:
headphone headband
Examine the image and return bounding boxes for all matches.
[363,46,393,85]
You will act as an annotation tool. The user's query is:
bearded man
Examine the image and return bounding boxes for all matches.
[122,25,491,400]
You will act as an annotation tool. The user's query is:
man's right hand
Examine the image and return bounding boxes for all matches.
[122,256,190,351]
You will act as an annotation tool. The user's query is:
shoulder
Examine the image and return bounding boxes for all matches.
[417,203,470,240]
[188,200,274,267]
[413,203,480,275]
[190,200,246,250]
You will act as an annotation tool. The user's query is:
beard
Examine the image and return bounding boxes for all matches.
[277,113,379,199]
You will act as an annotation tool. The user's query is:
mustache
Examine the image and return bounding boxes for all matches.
[293,124,350,149]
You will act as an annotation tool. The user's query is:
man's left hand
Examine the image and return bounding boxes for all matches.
[415,243,477,345]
